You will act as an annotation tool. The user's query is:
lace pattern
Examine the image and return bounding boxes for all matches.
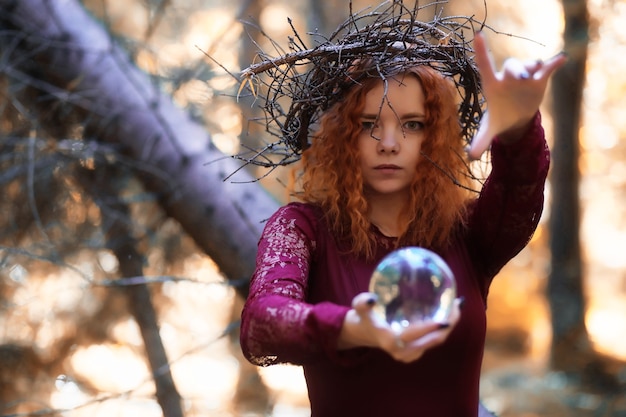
[242,207,323,366]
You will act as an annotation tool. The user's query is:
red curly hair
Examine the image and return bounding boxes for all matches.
[291,65,473,260]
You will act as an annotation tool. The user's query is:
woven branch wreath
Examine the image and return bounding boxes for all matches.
[235,0,487,169]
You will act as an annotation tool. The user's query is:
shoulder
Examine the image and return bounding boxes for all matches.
[264,202,323,240]
[274,202,321,217]
[269,202,322,224]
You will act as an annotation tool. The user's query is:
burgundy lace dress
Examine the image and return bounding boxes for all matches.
[240,113,549,417]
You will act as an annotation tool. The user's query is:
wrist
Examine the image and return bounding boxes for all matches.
[497,112,539,145]
[338,309,373,350]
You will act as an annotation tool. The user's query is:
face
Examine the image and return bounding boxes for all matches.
[358,74,426,200]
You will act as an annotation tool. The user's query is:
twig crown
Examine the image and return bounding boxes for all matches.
[237,0,486,169]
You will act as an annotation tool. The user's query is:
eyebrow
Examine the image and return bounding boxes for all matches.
[360,112,426,120]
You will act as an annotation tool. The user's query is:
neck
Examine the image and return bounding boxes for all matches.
[366,192,408,238]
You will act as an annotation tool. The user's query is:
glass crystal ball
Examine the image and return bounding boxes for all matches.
[368,247,456,331]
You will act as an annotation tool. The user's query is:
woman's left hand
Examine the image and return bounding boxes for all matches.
[467,31,567,160]
[340,293,464,363]
[390,297,463,363]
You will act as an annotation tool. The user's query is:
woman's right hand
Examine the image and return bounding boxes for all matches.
[338,292,463,363]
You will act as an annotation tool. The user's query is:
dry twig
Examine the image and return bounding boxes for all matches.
[235,0,487,169]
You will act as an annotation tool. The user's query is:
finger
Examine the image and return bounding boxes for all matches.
[534,52,568,80]
[396,320,443,344]
[523,59,544,76]
[394,349,427,363]
[391,299,466,362]
[467,111,494,160]
[502,57,531,80]
[473,31,497,85]
[447,297,464,324]
[393,333,406,349]
[352,292,378,321]
[351,292,377,315]
[393,322,452,363]
[399,297,465,346]
[410,325,451,351]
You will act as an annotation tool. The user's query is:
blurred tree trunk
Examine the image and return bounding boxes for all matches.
[85,165,184,417]
[0,0,277,295]
[548,0,589,372]
[0,0,278,298]
[0,0,278,414]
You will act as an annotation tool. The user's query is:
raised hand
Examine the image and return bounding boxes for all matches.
[467,31,567,160]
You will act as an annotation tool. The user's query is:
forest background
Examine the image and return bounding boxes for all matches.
[0,0,625,416]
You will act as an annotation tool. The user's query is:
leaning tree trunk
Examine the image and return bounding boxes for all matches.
[0,0,279,299]
[0,1,280,415]
[548,0,590,372]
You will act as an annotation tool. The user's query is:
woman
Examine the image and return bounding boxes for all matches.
[239,21,566,417]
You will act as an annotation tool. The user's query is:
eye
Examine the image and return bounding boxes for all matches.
[361,120,377,131]
[403,120,425,131]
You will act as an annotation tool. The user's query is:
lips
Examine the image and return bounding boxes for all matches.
[374,164,401,170]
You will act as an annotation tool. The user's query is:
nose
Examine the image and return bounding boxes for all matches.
[377,126,399,153]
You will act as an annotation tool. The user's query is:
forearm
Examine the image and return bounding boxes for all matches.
[241,294,349,365]
[495,111,539,145]
[469,112,550,276]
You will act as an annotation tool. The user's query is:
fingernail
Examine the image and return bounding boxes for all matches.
[519,71,530,80]
[458,296,466,310]
[366,297,376,306]
[438,323,450,330]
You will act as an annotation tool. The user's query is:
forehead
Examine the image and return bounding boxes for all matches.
[363,74,425,112]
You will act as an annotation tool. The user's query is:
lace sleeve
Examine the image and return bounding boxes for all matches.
[468,112,550,286]
[240,204,350,366]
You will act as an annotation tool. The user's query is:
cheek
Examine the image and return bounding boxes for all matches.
[357,136,374,157]
[407,138,424,159]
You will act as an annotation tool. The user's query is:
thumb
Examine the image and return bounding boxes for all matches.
[467,112,495,160]
[351,292,378,316]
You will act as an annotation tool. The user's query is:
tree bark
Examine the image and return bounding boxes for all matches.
[548,0,590,371]
[0,0,279,299]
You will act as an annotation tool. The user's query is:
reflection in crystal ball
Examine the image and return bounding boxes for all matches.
[369,247,456,331]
